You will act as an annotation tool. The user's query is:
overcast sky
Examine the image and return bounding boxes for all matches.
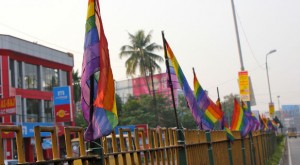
[1,0,299,114]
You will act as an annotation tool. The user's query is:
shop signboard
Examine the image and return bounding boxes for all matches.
[0,97,16,115]
[53,86,71,122]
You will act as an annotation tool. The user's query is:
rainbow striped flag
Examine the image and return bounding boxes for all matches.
[240,101,253,136]
[230,99,250,137]
[241,101,259,131]
[216,99,234,141]
[81,0,118,141]
[193,70,223,129]
[259,114,268,131]
[163,35,210,130]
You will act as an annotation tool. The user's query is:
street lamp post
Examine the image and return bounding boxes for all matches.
[277,96,281,111]
[266,49,277,117]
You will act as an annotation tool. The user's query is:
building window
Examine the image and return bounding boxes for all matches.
[9,59,15,87]
[24,63,38,89]
[60,70,68,86]
[17,62,22,88]
[9,59,22,88]
[44,100,53,122]
[43,67,58,91]
[12,115,16,122]
[26,99,40,122]
[0,57,2,89]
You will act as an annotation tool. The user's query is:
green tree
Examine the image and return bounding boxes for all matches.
[115,94,123,125]
[221,93,239,126]
[177,95,198,129]
[119,95,154,127]
[119,30,163,94]
[75,111,87,128]
[72,70,81,103]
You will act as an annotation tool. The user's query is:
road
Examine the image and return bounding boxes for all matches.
[288,136,300,165]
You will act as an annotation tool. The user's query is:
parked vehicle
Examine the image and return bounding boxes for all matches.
[288,127,297,138]
[4,159,18,165]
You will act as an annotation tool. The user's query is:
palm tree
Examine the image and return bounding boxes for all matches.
[119,30,163,94]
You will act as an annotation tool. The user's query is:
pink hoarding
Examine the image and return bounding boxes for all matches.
[132,73,179,96]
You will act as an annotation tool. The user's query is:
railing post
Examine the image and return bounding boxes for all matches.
[227,140,233,165]
[249,132,257,165]
[261,132,267,165]
[0,125,25,164]
[177,129,187,165]
[241,138,247,165]
[255,132,262,165]
[205,131,214,165]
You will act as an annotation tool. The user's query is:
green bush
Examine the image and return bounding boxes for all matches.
[267,135,286,165]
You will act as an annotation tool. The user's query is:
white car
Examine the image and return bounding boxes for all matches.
[4,159,18,165]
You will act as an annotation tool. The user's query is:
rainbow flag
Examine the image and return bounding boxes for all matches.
[216,99,234,141]
[241,101,253,136]
[259,114,268,131]
[163,35,210,130]
[230,99,250,137]
[193,70,223,129]
[81,0,118,141]
[251,112,260,131]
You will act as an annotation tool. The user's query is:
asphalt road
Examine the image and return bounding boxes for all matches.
[288,136,300,165]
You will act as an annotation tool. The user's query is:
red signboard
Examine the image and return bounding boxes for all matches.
[54,104,71,122]
[56,124,65,136]
[0,97,16,115]
[0,123,15,138]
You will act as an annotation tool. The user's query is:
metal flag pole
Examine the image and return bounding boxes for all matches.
[162,31,187,165]
[230,0,256,164]
[89,76,104,165]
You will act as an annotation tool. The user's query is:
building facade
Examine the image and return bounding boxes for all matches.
[0,35,74,161]
[281,105,300,133]
[115,73,181,104]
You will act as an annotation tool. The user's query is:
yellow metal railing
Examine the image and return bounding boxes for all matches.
[0,124,277,165]
[34,126,59,162]
[0,125,25,164]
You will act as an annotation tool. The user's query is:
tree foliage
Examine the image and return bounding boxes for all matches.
[72,69,81,103]
[75,111,87,128]
[221,93,239,125]
[118,94,198,129]
[119,30,163,94]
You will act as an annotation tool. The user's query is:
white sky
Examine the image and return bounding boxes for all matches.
[1,0,300,113]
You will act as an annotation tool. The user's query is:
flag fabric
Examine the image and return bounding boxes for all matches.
[251,113,260,131]
[268,119,278,131]
[216,99,234,141]
[241,101,255,133]
[230,99,250,138]
[193,70,223,129]
[241,101,259,131]
[259,114,268,131]
[81,0,118,141]
[163,36,210,130]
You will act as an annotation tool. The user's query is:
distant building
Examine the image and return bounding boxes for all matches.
[115,73,181,104]
[282,105,300,132]
[0,35,74,162]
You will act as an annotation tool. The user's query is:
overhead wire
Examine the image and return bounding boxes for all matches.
[235,11,264,70]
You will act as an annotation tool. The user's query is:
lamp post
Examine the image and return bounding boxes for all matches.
[277,95,281,111]
[266,49,276,117]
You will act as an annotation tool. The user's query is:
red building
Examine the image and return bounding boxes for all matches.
[0,34,74,162]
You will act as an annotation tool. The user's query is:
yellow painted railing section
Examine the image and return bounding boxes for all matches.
[0,125,276,165]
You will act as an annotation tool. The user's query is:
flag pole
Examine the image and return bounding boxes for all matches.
[162,31,180,129]
[162,31,187,165]
[89,75,104,165]
[192,67,203,130]
[217,87,233,165]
